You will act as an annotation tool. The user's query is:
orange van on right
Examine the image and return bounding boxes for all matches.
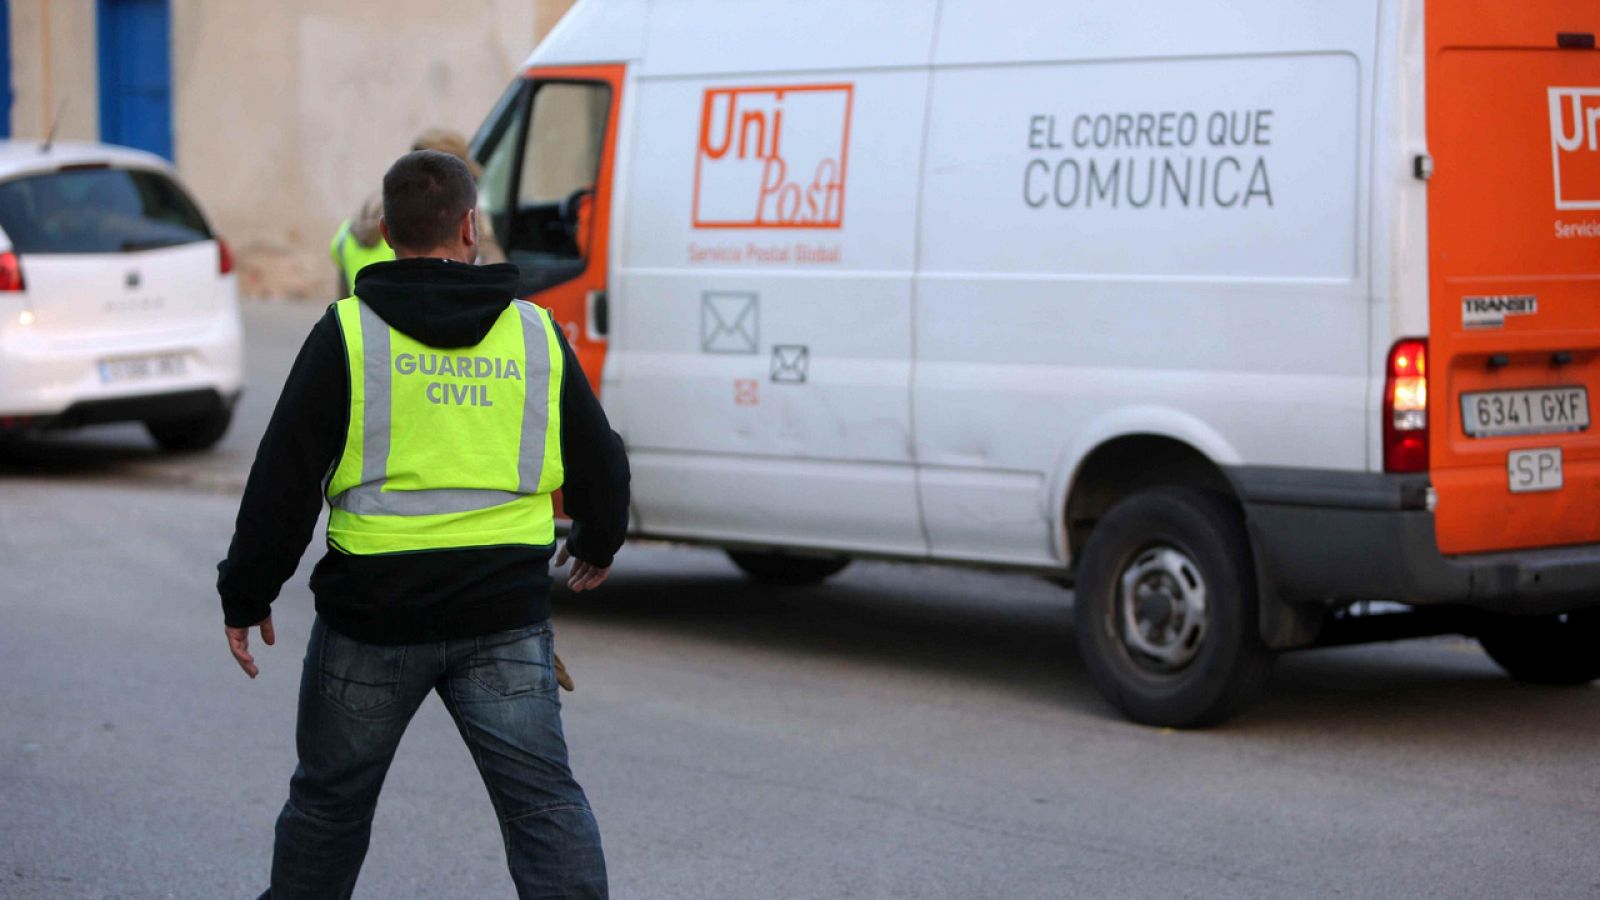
[1428,0,1600,555]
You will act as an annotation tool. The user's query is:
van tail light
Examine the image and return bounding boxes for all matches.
[217,237,235,275]
[0,251,24,292]
[1384,338,1429,472]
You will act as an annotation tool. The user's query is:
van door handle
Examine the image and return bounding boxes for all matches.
[586,289,608,339]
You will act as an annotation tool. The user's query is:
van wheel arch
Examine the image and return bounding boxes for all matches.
[1063,435,1305,651]
[1064,435,1235,563]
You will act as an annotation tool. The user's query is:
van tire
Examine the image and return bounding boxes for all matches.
[145,408,233,453]
[726,550,850,586]
[1073,486,1274,728]
[1477,610,1600,685]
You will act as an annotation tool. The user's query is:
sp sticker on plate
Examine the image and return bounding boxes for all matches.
[1508,447,1562,494]
[1462,294,1536,329]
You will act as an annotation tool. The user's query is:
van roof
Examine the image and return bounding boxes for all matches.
[525,0,1384,76]
[525,0,647,68]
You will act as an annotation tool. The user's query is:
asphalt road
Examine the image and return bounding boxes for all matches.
[3,301,1599,899]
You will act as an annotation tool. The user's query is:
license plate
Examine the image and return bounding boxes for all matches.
[1508,447,1562,493]
[98,353,187,384]
[1460,386,1588,438]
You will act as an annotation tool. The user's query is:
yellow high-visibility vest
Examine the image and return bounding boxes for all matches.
[329,220,397,293]
[324,296,565,555]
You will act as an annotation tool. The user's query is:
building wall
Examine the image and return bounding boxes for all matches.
[9,0,576,298]
[9,0,99,144]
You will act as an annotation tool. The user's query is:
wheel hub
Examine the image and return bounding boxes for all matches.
[1117,546,1208,671]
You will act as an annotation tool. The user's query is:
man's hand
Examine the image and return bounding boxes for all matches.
[555,542,610,592]
[225,615,276,679]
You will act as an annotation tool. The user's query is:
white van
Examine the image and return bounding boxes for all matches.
[470,0,1600,725]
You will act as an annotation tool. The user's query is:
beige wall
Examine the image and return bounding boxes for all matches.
[10,0,99,143]
[9,0,576,298]
[175,0,575,298]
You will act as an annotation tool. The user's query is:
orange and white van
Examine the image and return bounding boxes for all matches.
[470,0,1600,725]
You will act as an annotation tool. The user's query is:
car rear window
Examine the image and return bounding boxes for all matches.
[0,166,212,254]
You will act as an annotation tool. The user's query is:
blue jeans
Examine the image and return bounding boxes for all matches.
[266,617,607,899]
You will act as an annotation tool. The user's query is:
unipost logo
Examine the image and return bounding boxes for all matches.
[1550,87,1600,210]
[693,83,852,229]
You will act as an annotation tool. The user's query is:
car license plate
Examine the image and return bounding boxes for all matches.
[1507,447,1562,493]
[98,353,187,384]
[1460,386,1588,438]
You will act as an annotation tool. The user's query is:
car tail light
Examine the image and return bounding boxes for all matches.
[1384,338,1428,472]
[0,251,24,292]
[218,237,235,275]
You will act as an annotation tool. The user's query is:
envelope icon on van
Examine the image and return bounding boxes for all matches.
[770,344,808,383]
[701,291,759,354]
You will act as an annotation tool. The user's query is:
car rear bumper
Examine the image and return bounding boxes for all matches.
[32,387,238,430]
[1230,466,1600,617]
[0,306,243,422]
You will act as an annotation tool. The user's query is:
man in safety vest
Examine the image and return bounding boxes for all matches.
[218,150,627,898]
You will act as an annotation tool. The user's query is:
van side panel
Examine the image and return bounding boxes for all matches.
[915,38,1373,565]
[934,0,1381,64]
[1426,0,1600,554]
[637,0,936,76]
[525,0,647,68]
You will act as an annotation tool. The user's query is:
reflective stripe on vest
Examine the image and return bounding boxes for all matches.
[329,221,396,292]
[324,296,565,555]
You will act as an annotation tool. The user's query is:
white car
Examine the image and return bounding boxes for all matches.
[0,140,243,451]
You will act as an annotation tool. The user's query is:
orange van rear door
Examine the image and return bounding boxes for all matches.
[1427,0,1600,554]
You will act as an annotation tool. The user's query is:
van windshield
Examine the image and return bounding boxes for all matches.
[0,167,212,254]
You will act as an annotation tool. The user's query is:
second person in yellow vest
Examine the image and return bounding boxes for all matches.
[330,127,505,297]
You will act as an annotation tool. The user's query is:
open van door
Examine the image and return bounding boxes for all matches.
[1427,0,1600,554]
[473,65,624,392]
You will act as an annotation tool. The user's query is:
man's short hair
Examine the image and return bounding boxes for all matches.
[382,150,478,252]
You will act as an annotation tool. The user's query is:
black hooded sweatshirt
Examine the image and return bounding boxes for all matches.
[216,259,630,644]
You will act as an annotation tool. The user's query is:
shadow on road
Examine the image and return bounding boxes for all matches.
[0,428,166,478]
[556,559,1093,710]
[0,427,246,496]
[556,554,1599,739]
[1247,643,1596,741]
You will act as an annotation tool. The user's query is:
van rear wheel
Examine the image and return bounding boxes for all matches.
[145,407,233,453]
[1073,487,1274,728]
[1477,610,1600,685]
[726,550,850,586]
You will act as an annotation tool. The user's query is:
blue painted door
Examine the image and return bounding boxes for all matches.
[97,0,171,159]
[0,0,11,138]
